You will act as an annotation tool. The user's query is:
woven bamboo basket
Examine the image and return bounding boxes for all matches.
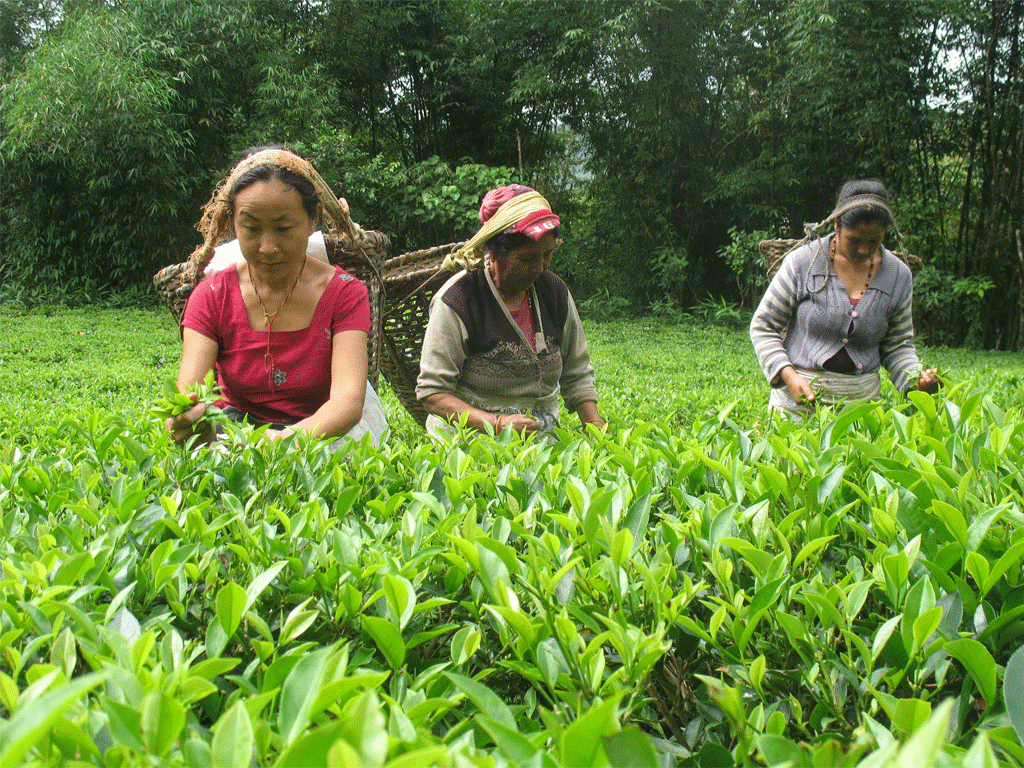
[759,237,922,280]
[153,230,390,390]
[378,242,464,427]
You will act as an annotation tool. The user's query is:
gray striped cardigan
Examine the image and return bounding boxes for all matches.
[749,233,923,393]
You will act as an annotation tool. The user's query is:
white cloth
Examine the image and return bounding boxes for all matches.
[204,231,329,275]
[339,384,389,447]
[769,366,881,420]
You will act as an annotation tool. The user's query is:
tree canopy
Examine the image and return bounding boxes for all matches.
[1,0,1021,347]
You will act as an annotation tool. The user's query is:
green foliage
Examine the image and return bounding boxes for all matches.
[0,269,160,310]
[1,0,1018,353]
[563,1,733,306]
[230,65,340,153]
[0,0,267,294]
[719,227,773,310]
[0,0,339,298]
[692,295,749,330]
[0,0,1020,352]
[149,371,225,434]
[576,289,633,322]
[308,0,596,171]
[312,136,516,252]
[913,266,994,348]
[5,307,1024,765]
[0,6,191,289]
[0,306,181,424]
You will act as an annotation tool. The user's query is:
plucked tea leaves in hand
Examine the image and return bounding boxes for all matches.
[148,370,224,430]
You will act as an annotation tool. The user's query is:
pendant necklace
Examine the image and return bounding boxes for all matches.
[248,257,306,390]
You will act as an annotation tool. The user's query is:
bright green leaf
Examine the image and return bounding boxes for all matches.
[216,582,247,637]
[946,638,997,707]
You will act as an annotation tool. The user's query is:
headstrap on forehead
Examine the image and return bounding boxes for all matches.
[804,193,902,243]
[186,149,366,282]
[825,194,895,226]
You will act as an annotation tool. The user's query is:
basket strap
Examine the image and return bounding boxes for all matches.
[384,242,464,270]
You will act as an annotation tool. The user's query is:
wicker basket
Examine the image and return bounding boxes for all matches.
[379,242,463,427]
[152,230,390,390]
[759,237,922,280]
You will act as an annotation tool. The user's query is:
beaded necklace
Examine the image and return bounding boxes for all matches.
[247,257,306,390]
[830,237,876,297]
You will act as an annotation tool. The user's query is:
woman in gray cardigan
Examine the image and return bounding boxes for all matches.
[750,180,939,418]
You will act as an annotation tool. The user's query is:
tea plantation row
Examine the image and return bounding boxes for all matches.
[1,307,1024,767]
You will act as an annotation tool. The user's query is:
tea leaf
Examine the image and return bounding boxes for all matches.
[560,694,624,768]
[893,698,932,737]
[211,701,254,768]
[341,691,387,767]
[0,670,110,768]
[362,615,406,670]
[945,639,997,708]
[216,582,247,637]
[245,562,288,613]
[278,647,333,748]
[603,725,659,768]
[141,689,185,756]
[475,715,543,765]
[382,574,416,630]
[1004,645,1024,744]
[443,672,516,731]
[895,699,952,768]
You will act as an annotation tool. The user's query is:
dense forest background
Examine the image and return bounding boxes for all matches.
[1,0,1021,348]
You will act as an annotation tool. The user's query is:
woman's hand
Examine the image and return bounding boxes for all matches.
[575,401,607,431]
[781,366,816,405]
[170,329,220,446]
[915,368,941,394]
[166,393,216,446]
[496,413,542,434]
[260,426,296,443]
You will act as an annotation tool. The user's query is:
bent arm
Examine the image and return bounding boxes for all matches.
[750,259,801,387]
[559,293,600,415]
[168,328,219,444]
[423,392,501,431]
[417,304,486,428]
[423,393,539,433]
[177,328,219,390]
[879,281,923,393]
[574,400,604,427]
[291,330,368,439]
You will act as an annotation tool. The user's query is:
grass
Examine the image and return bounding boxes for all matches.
[0,306,178,424]
[4,305,1024,432]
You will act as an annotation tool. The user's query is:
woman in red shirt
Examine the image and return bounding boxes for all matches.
[167,147,387,445]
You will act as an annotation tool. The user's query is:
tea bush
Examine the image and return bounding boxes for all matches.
[2,307,1024,766]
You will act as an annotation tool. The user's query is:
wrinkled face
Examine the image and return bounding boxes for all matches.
[233,178,316,276]
[834,220,886,263]
[492,232,556,296]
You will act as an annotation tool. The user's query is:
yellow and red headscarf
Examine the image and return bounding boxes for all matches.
[442,184,560,271]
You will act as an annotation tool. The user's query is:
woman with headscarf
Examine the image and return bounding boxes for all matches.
[416,184,604,436]
[750,179,940,419]
[166,146,387,445]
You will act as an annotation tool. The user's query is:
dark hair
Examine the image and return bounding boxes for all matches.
[835,179,893,229]
[228,144,319,221]
[485,227,561,261]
